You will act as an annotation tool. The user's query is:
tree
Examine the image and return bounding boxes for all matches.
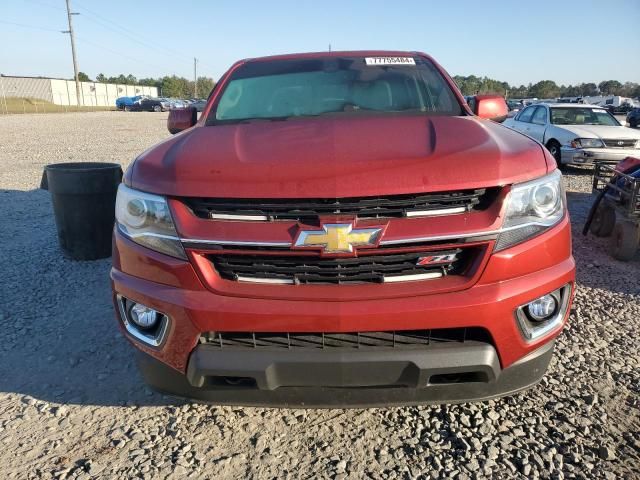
[452,75,507,96]
[138,77,162,88]
[77,72,91,82]
[195,76,215,98]
[529,80,560,99]
[160,75,192,98]
[598,80,623,95]
[561,84,581,97]
[95,73,107,83]
[509,85,529,98]
[580,83,599,96]
[620,82,640,98]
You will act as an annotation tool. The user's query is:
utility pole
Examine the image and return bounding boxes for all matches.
[193,57,198,98]
[63,0,81,106]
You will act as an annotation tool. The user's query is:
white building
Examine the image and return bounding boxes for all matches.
[0,75,158,107]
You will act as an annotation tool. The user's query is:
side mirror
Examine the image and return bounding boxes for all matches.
[167,106,197,134]
[469,94,509,123]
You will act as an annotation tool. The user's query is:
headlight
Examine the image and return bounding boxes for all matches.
[571,138,604,148]
[495,170,565,251]
[115,184,186,259]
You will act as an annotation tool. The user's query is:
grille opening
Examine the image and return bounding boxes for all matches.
[208,248,477,285]
[601,139,637,148]
[182,188,500,221]
[206,376,257,389]
[429,371,489,385]
[200,328,492,350]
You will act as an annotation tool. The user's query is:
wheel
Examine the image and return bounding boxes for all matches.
[609,221,639,261]
[590,204,616,237]
[546,140,563,169]
[153,105,162,112]
[124,106,131,112]
[630,119,638,129]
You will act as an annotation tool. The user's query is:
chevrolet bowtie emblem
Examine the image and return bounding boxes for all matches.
[294,223,383,254]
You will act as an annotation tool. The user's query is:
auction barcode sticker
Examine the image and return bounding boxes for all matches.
[365,57,416,66]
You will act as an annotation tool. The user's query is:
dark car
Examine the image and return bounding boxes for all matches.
[614,103,635,115]
[116,95,146,111]
[130,98,169,112]
[626,108,640,128]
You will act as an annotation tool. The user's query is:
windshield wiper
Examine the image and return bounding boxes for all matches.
[236,116,290,123]
[218,114,326,125]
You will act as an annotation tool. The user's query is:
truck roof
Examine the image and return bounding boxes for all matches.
[243,50,426,63]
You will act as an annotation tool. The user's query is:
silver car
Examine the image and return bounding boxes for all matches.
[503,103,640,166]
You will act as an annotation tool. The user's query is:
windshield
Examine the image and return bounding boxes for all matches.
[207,56,462,124]
[550,107,620,126]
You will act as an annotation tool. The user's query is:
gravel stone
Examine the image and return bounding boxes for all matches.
[0,112,638,479]
[598,446,616,461]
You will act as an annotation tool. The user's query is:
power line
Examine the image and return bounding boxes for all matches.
[0,20,166,73]
[75,36,169,74]
[9,2,214,79]
[72,0,214,72]
[23,0,215,74]
[73,9,190,65]
[73,0,189,60]
[21,0,65,11]
[0,20,61,33]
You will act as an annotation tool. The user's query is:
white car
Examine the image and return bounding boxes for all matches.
[503,103,640,166]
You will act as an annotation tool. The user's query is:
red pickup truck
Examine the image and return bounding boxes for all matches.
[111,51,575,406]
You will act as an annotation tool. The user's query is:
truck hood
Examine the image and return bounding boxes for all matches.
[555,124,640,140]
[131,115,548,198]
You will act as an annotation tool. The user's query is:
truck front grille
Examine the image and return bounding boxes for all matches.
[200,328,492,349]
[208,248,472,285]
[183,188,498,221]
[602,139,637,148]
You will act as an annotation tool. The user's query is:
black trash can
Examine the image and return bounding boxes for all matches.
[45,162,123,260]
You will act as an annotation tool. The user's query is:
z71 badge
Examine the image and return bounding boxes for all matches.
[416,252,459,266]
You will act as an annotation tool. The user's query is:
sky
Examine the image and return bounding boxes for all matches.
[1,0,639,86]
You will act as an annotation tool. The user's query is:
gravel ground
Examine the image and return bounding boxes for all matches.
[0,111,639,479]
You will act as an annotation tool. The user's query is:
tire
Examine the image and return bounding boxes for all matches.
[153,105,161,112]
[546,140,563,169]
[124,106,131,112]
[609,221,639,261]
[590,204,616,237]
[630,119,638,129]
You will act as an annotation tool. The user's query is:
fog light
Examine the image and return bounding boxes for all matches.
[128,303,159,329]
[526,294,558,321]
[515,285,572,342]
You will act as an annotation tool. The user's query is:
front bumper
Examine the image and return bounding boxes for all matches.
[561,146,640,165]
[137,339,555,407]
[111,213,575,406]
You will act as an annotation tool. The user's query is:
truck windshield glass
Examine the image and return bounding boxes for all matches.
[550,107,620,126]
[208,56,462,124]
